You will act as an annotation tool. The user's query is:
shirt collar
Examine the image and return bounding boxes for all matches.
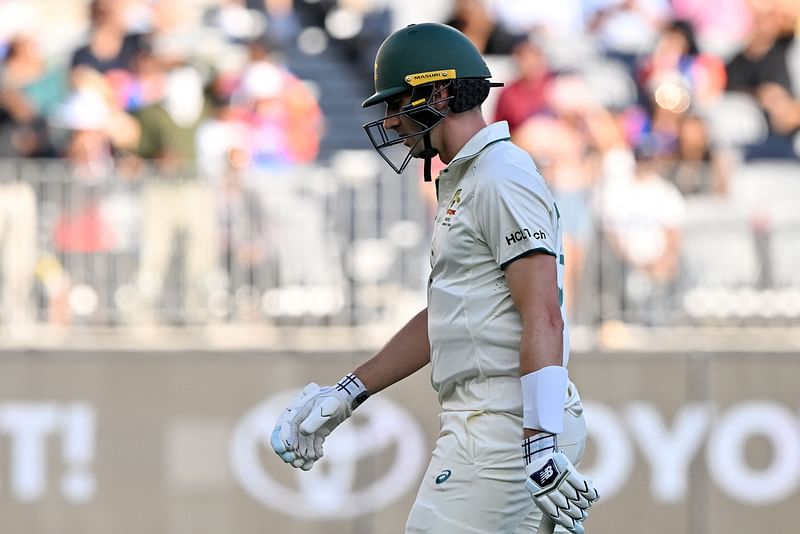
[446,121,511,169]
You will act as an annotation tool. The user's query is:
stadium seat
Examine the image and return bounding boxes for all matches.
[579,58,638,110]
[682,196,759,287]
[538,34,601,71]
[701,92,768,148]
[770,228,800,286]
[730,162,800,224]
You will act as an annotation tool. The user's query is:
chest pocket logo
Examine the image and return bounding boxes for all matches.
[442,188,462,228]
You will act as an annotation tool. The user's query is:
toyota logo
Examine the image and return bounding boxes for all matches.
[230,390,427,519]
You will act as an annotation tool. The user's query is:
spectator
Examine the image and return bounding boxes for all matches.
[492,0,587,37]
[726,0,800,158]
[757,81,800,136]
[598,136,686,325]
[585,0,672,76]
[0,173,37,328]
[0,34,63,158]
[217,146,269,321]
[71,0,145,75]
[48,87,119,325]
[1,34,66,121]
[663,112,733,195]
[196,74,249,182]
[726,4,794,93]
[230,48,341,305]
[112,42,171,113]
[259,0,301,49]
[196,75,269,319]
[445,0,522,55]
[0,35,43,326]
[493,38,555,134]
[133,57,219,323]
[59,67,141,160]
[515,115,596,322]
[638,19,727,107]
[203,0,271,45]
[323,0,392,82]
[633,28,710,173]
[671,0,751,56]
[235,43,323,169]
[70,0,152,122]
[49,69,140,243]
[514,73,604,322]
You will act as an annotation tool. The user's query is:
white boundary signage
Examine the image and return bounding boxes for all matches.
[583,400,800,504]
[0,350,798,534]
[230,390,428,519]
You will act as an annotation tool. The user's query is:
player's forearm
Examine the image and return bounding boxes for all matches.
[519,315,565,438]
[518,314,564,376]
[354,308,430,394]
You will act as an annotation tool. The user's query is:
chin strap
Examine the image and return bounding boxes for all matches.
[423,157,432,183]
[420,131,437,182]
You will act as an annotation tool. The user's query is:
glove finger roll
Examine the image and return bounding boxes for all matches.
[300,396,342,435]
[313,433,325,458]
[569,520,585,534]
[300,458,315,471]
[549,490,569,511]
[563,502,585,521]
[570,494,593,511]
[533,495,559,518]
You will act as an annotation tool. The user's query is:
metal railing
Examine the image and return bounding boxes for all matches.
[0,153,431,329]
[1,155,799,331]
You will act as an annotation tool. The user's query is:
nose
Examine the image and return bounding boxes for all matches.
[383,113,401,131]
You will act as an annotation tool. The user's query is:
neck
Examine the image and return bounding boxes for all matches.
[438,109,488,164]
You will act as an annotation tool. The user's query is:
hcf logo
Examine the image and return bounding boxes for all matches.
[230,390,427,519]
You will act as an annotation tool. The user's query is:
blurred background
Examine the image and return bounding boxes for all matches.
[0,0,798,533]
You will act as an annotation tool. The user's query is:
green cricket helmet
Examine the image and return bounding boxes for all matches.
[361,22,503,179]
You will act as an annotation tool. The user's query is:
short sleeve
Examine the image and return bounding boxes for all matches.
[474,165,557,269]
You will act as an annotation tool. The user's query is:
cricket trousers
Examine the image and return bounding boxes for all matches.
[405,382,587,533]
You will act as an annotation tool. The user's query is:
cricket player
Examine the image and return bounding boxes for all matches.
[272,22,598,533]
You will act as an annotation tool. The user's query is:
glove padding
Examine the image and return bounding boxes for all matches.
[271,383,321,470]
[525,440,599,534]
[271,374,369,471]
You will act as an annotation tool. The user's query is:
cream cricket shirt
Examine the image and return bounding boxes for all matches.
[427,121,568,416]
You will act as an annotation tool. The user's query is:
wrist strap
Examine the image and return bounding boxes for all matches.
[522,433,558,466]
[336,373,370,410]
[521,365,568,434]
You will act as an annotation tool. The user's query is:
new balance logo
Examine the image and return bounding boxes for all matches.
[534,459,559,487]
[540,465,554,484]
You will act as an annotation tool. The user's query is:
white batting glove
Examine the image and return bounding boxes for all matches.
[271,383,321,471]
[271,374,370,470]
[523,433,599,534]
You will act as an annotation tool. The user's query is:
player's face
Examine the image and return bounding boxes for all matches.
[383,93,426,153]
[362,84,447,174]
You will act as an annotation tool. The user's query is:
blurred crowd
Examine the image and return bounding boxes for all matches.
[0,0,332,327]
[453,0,800,325]
[0,0,798,330]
